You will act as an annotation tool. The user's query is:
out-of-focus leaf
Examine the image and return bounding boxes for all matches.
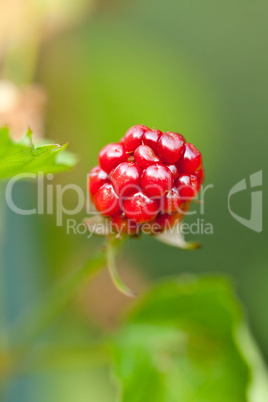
[111,277,267,402]
[155,222,200,250]
[0,127,77,179]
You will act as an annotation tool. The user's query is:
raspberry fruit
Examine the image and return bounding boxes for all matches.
[161,187,183,214]
[145,211,185,235]
[88,166,108,198]
[111,162,142,197]
[94,183,121,216]
[134,145,160,169]
[99,143,127,173]
[177,142,202,174]
[176,174,201,201]
[123,191,159,223]
[155,211,184,231]
[111,213,140,236]
[88,125,204,236]
[141,164,173,198]
[195,165,205,184]
[124,124,149,152]
[142,129,162,152]
[167,164,179,181]
[157,132,185,164]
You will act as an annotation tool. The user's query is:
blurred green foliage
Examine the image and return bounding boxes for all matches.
[112,277,255,402]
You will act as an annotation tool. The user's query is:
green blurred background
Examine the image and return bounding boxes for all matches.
[0,0,267,401]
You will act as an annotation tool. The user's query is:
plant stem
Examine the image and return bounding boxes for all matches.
[106,236,136,298]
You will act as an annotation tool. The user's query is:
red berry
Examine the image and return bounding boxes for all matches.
[88,166,108,197]
[157,132,185,164]
[140,217,163,234]
[142,129,162,152]
[161,187,183,214]
[99,143,127,173]
[94,183,120,216]
[195,165,205,184]
[141,164,174,198]
[123,191,159,223]
[176,174,200,201]
[146,211,184,234]
[89,125,204,237]
[181,202,190,214]
[111,213,140,236]
[156,211,184,230]
[134,145,161,169]
[178,143,202,174]
[167,164,179,181]
[124,124,149,152]
[110,162,142,197]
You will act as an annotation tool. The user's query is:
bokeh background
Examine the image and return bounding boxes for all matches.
[0,0,267,401]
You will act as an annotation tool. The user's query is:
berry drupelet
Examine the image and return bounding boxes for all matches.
[88,125,204,235]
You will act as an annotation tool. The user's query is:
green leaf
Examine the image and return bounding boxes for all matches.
[0,127,77,179]
[111,277,268,402]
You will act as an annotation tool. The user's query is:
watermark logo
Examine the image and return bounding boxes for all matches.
[5,170,263,235]
[228,170,262,233]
